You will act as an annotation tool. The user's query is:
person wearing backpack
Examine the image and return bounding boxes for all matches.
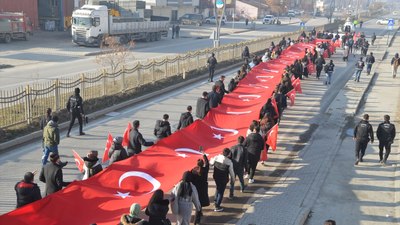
[354,57,365,82]
[66,87,85,137]
[391,53,400,78]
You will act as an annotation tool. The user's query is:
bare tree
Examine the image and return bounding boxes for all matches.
[95,36,135,73]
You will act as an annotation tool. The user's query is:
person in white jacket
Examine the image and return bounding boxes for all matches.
[171,171,201,225]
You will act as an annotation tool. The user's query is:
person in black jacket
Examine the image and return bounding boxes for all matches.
[229,136,247,197]
[195,91,209,119]
[377,115,396,165]
[243,126,264,183]
[241,46,250,62]
[353,114,374,165]
[66,87,85,137]
[214,75,229,102]
[365,52,375,75]
[315,55,326,79]
[15,172,42,208]
[40,108,52,130]
[154,114,172,140]
[127,120,154,156]
[191,154,210,208]
[207,53,218,82]
[108,137,128,164]
[208,85,220,109]
[82,150,103,180]
[39,153,71,196]
[177,106,194,130]
[145,189,170,225]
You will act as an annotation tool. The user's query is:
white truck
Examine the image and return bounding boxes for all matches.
[71,5,169,46]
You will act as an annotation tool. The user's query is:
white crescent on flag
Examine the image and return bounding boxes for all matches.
[238,94,261,102]
[256,75,274,82]
[248,83,269,89]
[226,111,252,115]
[118,171,161,193]
[210,126,239,136]
[262,69,279,73]
[175,148,208,156]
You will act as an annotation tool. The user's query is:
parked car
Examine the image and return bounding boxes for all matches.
[204,16,227,25]
[262,15,275,24]
[288,10,295,17]
[179,14,203,26]
[376,18,390,25]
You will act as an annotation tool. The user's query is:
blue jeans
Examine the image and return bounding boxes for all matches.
[366,64,372,74]
[230,166,245,196]
[326,71,333,84]
[214,180,227,207]
[355,69,362,82]
[42,145,58,165]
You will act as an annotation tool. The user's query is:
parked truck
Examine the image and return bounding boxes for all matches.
[71,5,169,46]
[0,12,33,43]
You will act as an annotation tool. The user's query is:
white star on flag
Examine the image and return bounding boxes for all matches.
[243,99,250,102]
[115,191,132,199]
[213,133,223,140]
[176,153,189,158]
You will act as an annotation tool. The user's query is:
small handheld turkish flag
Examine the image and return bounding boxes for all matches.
[102,133,113,163]
[271,97,279,119]
[72,150,84,172]
[266,124,279,151]
[286,89,296,106]
[122,123,132,147]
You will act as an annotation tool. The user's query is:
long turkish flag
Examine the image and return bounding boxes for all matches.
[0,42,317,225]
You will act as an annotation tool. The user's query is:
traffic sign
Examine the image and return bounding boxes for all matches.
[388,19,395,26]
[216,0,224,9]
[300,22,305,27]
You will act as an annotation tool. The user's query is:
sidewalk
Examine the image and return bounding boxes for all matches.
[236,30,396,225]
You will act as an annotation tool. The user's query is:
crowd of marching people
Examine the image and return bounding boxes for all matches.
[14,26,394,225]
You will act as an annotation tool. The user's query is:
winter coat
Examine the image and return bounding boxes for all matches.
[243,133,264,160]
[66,94,84,114]
[208,91,220,109]
[127,128,154,156]
[39,162,70,196]
[177,112,193,130]
[82,156,103,180]
[108,143,128,164]
[353,120,374,142]
[154,120,171,139]
[377,122,396,143]
[210,154,235,185]
[171,182,201,225]
[145,199,170,225]
[43,120,60,147]
[191,155,210,207]
[230,143,247,171]
[195,97,209,119]
[207,56,217,69]
[120,215,147,225]
[14,181,42,208]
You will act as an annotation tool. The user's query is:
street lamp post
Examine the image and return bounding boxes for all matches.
[213,0,225,48]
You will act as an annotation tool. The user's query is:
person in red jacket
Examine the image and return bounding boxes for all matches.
[15,172,42,208]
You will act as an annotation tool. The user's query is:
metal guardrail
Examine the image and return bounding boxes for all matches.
[0,25,327,128]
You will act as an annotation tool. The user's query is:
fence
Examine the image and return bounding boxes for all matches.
[0,26,324,128]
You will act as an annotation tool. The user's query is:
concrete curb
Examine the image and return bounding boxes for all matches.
[0,62,242,152]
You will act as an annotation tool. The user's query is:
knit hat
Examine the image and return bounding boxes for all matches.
[129,203,141,218]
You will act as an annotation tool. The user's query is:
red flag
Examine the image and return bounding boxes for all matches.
[286,89,296,106]
[72,150,84,172]
[271,97,279,118]
[260,147,268,161]
[266,124,279,151]
[292,78,303,94]
[122,122,132,147]
[291,74,295,82]
[102,133,113,163]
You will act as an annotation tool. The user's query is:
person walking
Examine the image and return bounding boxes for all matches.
[108,136,128,165]
[229,136,247,198]
[371,32,376,45]
[40,108,52,130]
[208,85,220,109]
[175,25,180,38]
[177,106,194,130]
[170,171,201,225]
[39,153,71,196]
[377,115,396,165]
[243,126,264,183]
[241,46,250,62]
[210,148,235,212]
[153,114,172,141]
[15,172,42,208]
[215,75,229,101]
[127,120,154,156]
[354,57,365,82]
[365,52,375,75]
[42,115,60,165]
[353,114,374,165]
[171,24,175,39]
[191,154,210,208]
[66,87,85,137]
[324,60,335,85]
[391,53,400,78]
[145,189,170,225]
[82,150,103,180]
[207,53,217,82]
[195,91,210,119]
[315,55,326,79]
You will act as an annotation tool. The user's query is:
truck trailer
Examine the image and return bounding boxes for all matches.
[71,5,169,46]
[0,12,33,43]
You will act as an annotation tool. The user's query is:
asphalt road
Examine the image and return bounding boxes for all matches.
[0,18,389,222]
[0,17,325,90]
